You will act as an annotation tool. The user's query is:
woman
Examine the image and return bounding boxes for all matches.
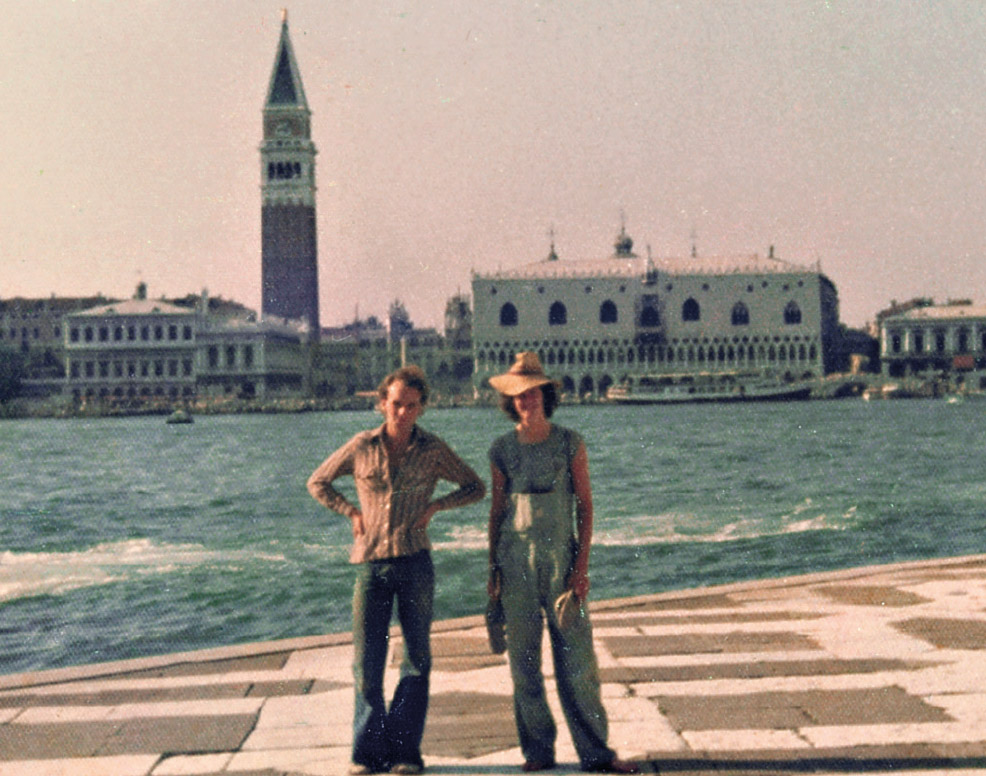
[487,352,638,774]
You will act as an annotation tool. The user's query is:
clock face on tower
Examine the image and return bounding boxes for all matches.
[267,115,300,138]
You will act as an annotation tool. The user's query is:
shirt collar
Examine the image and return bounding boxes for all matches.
[369,422,421,449]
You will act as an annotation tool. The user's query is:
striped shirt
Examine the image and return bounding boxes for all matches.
[307,423,486,563]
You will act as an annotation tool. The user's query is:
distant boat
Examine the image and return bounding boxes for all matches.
[165,408,194,424]
[607,372,812,405]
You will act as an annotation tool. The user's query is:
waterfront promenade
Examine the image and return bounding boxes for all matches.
[1,554,985,775]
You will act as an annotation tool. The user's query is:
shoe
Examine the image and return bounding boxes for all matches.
[584,758,640,773]
[349,765,373,775]
[522,760,555,772]
[391,764,423,774]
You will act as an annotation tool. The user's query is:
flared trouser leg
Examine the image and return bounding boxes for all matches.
[352,562,392,769]
[547,615,615,769]
[501,557,557,765]
[388,552,434,768]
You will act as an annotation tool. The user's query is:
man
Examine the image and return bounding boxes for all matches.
[307,366,485,775]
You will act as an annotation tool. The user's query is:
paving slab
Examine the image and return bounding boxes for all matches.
[0,554,985,775]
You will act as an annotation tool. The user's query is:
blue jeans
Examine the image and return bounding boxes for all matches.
[351,550,434,769]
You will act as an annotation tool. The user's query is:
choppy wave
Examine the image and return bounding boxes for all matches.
[0,539,286,603]
[431,499,858,551]
[594,512,854,547]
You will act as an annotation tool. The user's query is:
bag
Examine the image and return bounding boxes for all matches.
[554,589,582,630]
[486,596,507,654]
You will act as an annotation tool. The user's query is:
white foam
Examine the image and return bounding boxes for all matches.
[593,504,857,547]
[0,539,286,602]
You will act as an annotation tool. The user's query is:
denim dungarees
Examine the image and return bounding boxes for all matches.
[490,425,615,770]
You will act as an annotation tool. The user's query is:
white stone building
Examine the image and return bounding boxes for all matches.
[196,316,309,400]
[65,298,198,404]
[880,301,986,386]
[472,229,841,398]
[63,293,309,406]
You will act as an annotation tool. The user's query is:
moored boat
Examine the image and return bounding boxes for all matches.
[165,408,194,424]
[607,372,812,405]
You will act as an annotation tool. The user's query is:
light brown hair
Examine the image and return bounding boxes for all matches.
[377,365,430,405]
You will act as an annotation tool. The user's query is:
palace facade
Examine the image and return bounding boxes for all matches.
[472,228,841,398]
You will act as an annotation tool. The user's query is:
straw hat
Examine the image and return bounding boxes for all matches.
[488,351,557,396]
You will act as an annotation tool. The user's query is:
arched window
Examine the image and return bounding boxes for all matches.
[549,302,567,326]
[731,302,750,326]
[784,301,802,325]
[499,303,518,326]
[600,300,618,324]
[682,298,700,322]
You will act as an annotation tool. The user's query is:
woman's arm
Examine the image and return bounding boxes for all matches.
[487,463,508,597]
[569,441,594,600]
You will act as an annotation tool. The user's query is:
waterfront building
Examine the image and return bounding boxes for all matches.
[879,300,986,388]
[472,227,841,398]
[63,287,308,406]
[314,295,476,401]
[64,296,198,405]
[196,315,309,400]
[0,295,115,396]
[260,13,320,339]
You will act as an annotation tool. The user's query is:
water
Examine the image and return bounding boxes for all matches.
[2,401,984,676]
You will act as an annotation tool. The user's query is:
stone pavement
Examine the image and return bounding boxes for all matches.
[2,554,986,776]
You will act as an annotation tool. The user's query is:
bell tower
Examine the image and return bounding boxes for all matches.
[260,11,320,339]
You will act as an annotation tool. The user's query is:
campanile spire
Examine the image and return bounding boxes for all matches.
[260,13,320,338]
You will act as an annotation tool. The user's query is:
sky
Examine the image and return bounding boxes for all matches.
[3,1,986,330]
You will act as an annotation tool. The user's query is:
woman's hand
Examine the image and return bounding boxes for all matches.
[351,512,365,538]
[569,565,590,600]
